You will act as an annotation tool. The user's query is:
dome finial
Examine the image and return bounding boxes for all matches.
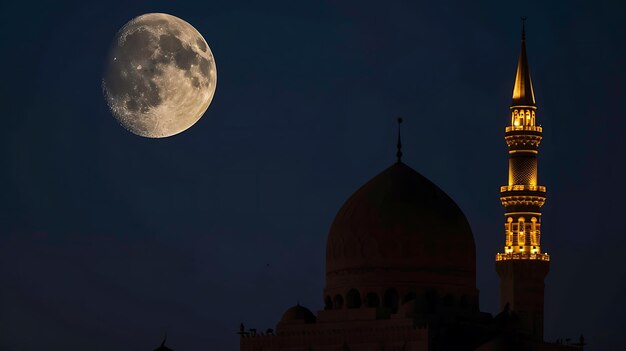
[396,118,403,163]
[521,17,527,41]
[154,333,173,351]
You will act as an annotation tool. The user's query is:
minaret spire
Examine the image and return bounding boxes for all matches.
[396,118,403,163]
[511,17,535,107]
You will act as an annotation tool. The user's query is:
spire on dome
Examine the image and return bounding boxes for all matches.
[511,17,536,107]
[396,118,403,163]
[154,334,173,351]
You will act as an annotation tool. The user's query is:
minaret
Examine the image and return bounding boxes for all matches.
[495,19,550,342]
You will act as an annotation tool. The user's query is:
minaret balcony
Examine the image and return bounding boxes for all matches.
[500,185,546,192]
[500,186,546,208]
[505,125,542,133]
[496,252,550,261]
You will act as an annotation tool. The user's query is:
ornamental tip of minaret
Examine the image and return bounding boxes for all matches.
[511,17,536,107]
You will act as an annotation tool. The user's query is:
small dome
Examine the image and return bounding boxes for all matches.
[279,304,316,324]
[325,162,476,299]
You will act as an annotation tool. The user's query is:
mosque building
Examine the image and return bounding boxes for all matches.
[235,23,584,351]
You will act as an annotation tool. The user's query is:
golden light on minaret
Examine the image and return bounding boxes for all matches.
[497,19,548,262]
[495,19,551,342]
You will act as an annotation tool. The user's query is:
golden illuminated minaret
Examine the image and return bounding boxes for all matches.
[495,19,550,342]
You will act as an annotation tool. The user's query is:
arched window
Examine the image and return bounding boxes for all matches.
[424,290,439,313]
[403,292,417,304]
[365,292,380,308]
[514,109,525,127]
[506,217,514,246]
[324,296,333,310]
[535,221,542,246]
[518,217,526,246]
[530,217,538,246]
[346,289,362,309]
[383,288,399,313]
[333,294,344,309]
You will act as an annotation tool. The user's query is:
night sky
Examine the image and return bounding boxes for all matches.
[1,1,625,350]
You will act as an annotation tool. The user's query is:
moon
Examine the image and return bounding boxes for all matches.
[102,13,217,138]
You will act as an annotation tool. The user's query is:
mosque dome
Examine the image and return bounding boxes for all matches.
[324,162,477,311]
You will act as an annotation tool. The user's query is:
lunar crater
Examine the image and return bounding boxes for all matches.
[103,13,217,138]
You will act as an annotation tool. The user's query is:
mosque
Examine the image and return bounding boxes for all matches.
[155,25,585,351]
[232,23,586,351]
[155,24,584,351]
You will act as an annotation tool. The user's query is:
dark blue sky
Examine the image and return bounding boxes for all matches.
[1,0,624,350]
